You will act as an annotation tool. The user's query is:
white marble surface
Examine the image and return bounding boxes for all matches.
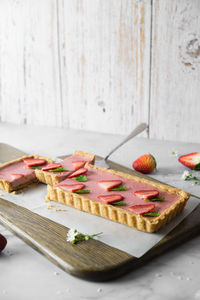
[1,122,200,300]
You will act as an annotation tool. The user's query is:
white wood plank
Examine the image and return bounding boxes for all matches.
[150,0,200,142]
[0,0,62,126]
[58,0,151,135]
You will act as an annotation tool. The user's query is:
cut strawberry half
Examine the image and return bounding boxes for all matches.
[134,190,159,199]
[42,163,62,171]
[23,158,46,167]
[57,183,85,192]
[98,194,123,204]
[128,204,155,215]
[10,174,24,181]
[72,161,86,170]
[97,180,122,191]
[178,152,200,170]
[68,168,88,178]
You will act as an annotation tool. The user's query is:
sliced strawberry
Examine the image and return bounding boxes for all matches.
[178,152,200,170]
[68,168,88,178]
[132,154,156,174]
[128,204,155,215]
[98,194,123,204]
[72,161,86,170]
[42,163,62,171]
[98,180,122,191]
[134,190,159,200]
[10,174,24,181]
[57,183,85,192]
[23,158,46,167]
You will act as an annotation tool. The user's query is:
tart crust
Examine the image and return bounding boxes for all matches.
[0,155,53,193]
[46,163,190,233]
[35,150,95,186]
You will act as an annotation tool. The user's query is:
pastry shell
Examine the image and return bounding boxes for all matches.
[46,163,190,233]
[0,155,53,193]
[35,150,95,186]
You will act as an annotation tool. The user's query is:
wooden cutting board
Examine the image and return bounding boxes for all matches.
[0,143,200,282]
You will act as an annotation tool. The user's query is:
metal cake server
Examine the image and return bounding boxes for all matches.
[95,123,148,169]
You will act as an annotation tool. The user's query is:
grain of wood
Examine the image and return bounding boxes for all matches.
[0,0,62,126]
[150,0,200,142]
[58,0,151,135]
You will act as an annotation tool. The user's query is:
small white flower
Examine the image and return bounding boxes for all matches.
[171,150,178,157]
[182,170,191,180]
[66,228,78,242]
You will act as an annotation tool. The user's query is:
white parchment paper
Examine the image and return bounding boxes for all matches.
[1,183,199,258]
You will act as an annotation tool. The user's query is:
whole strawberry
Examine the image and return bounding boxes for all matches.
[132,154,156,174]
[0,234,7,253]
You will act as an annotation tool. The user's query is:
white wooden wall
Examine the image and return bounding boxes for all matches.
[0,0,199,142]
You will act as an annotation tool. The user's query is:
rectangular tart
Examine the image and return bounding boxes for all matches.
[0,155,53,193]
[35,150,95,186]
[46,163,190,233]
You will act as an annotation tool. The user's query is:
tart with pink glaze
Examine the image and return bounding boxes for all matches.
[35,150,95,186]
[46,163,190,233]
[0,155,53,193]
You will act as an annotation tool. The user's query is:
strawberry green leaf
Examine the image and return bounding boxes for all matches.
[110,186,127,191]
[111,201,126,206]
[75,190,90,194]
[143,211,160,217]
[193,163,200,170]
[74,175,87,182]
[144,197,164,202]
[49,167,67,172]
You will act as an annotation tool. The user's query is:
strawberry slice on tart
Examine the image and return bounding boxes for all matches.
[98,194,123,204]
[72,161,86,170]
[178,152,200,170]
[42,163,62,171]
[10,174,24,181]
[97,180,122,191]
[128,204,155,215]
[57,183,85,192]
[134,190,159,200]
[68,168,88,178]
[23,158,46,167]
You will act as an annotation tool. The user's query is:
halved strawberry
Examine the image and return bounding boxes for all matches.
[98,194,123,204]
[57,183,85,192]
[42,163,62,171]
[178,152,200,170]
[23,158,46,167]
[68,168,88,178]
[10,174,24,181]
[132,154,156,174]
[72,161,86,170]
[134,190,159,200]
[128,204,155,215]
[97,180,122,191]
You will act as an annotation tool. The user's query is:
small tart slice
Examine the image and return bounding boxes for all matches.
[35,150,95,186]
[0,155,53,193]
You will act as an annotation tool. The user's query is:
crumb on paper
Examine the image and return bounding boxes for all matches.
[53,208,67,212]
[47,204,52,210]
[12,191,17,195]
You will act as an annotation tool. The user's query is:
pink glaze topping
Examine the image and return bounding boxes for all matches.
[56,165,181,216]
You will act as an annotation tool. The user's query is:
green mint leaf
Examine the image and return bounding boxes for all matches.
[143,211,160,217]
[145,197,165,202]
[49,167,66,172]
[110,186,127,191]
[74,175,87,182]
[75,189,90,194]
[112,201,126,206]
[28,166,41,170]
